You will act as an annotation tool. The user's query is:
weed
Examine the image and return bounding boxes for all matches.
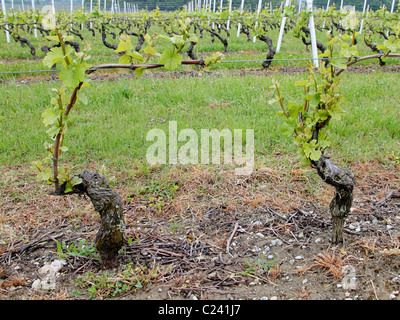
[74,263,159,299]
[241,254,280,280]
[56,239,99,260]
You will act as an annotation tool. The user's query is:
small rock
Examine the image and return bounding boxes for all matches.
[267,254,274,260]
[263,246,270,254]
[227,294,234,300]
[251,221,263,229]
[255,232,265,238]
[270,296,278,300]
[260,296,268,300]
[31,279,41,290]
[390,291,399,300]
[33,259,66,291]
[270,239,282,246]
[302,279,308,284]
[348,222,361,232]
[315,238,323,244]
[295,255,304,260]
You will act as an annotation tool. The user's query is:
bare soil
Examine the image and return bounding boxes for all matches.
[1,160,400,300]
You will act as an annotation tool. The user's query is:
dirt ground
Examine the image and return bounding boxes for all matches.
[1,159,400,301]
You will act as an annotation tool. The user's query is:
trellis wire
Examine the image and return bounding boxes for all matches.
[0,55,398,75]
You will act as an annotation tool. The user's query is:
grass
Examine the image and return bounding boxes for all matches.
[1,69,399,173]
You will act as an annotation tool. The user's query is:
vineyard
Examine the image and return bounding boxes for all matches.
[1,2,400,304]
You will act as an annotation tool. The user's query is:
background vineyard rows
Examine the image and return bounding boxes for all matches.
[1,3,400,77]
[0,0,397,12]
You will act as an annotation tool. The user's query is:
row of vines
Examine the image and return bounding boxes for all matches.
[2,5,400,68]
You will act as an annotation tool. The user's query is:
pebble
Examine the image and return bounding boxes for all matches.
[263,246,271,254]
[270,239,282,246]
[260,296,268,300]
[348,222,361,232]
[32,259,66,291]
[302,279,308,284]
[270,296,278,300]
[390,291,399,300]
[251,221,263,229]
[267,254,274,260]
[315,238,323,244]
[227,294,234,300]
[295,255,304,260]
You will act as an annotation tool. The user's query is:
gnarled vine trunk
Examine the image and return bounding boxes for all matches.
[60,171,125,268]
[258,35,276,69]
[314,156,355,245]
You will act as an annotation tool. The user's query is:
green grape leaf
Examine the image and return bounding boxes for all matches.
[59,63,88,88]
[303,141,322,161]
[330,59,347,70]
[287,102,302,119]
[128,51,144,61]
[134,67,146,78]
[339,44,358,58]
[43,46,66,68]
[144,45,157,56]
[309,148,322,161]
[64,176,82,193]
[64,181,73,193]
[116,35,133,53]
[41,108,58,126]
[46,125,61,138]
[37,168,53,183]
[382,39,400,53]
[281,118,296,137]
[119,54,131,64]
[159,49,182,70]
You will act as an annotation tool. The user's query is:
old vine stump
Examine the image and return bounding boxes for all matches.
[62,171,125,268]
[314,156,355,245]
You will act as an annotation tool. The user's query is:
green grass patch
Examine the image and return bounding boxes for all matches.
[1,69,399,175]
